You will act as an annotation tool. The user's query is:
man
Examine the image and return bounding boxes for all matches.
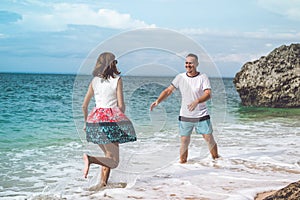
[150,53,219,163]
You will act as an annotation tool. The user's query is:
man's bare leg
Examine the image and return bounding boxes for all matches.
[180,136,190,163]
[202,134,219,159]
[210,143,219,159]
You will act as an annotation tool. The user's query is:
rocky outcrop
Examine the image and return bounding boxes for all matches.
[263,180,300,200]
[233,43,300,108]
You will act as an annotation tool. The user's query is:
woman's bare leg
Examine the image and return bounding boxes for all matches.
[83,153,90,178]
[98,144,110,186]
[100,166,111,187]
[83,143,119,185]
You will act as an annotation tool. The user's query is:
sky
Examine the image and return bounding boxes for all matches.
[0,0,300,77]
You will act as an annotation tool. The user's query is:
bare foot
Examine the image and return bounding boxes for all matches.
[100,181,107,188]
[179,159,187,164]
[89,183,106,191]
[83,154,90,178]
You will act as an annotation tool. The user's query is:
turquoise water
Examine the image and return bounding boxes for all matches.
[0,73,299,199]
[0,74,77,150]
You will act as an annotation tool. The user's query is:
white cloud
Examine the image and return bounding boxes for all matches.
[242,30,300,40]
[17,3,155,32]
[265,43,273,48]
[180,28,300,40]
[212,53,263,63]
[257,0,300,21]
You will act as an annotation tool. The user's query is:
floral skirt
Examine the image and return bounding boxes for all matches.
[86,107,136,144]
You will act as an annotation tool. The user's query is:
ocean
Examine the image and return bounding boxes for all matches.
[0,73,299,200]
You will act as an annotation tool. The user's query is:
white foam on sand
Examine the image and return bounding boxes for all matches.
[1,119,299,200]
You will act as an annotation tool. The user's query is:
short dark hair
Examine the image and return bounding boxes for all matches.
[186,53,198,62]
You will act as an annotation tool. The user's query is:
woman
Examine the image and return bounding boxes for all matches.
[82,52,136,187]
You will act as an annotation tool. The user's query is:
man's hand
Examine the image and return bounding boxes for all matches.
[187,100,198,111]
[150,101,159,111]
[188,89,211,111]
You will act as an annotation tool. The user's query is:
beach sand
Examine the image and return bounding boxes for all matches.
[255,190,276,200]
[254,180,300,200]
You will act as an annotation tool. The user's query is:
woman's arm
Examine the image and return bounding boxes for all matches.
[116,77,125,113]
[82,83,94,128]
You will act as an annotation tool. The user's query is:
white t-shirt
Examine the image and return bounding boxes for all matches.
[171,72,211,118]
[92,75,120,108]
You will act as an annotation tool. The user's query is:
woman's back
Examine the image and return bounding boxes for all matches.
[92,76,120,108]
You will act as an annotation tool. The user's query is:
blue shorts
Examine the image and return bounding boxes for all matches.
[179,119,213,136]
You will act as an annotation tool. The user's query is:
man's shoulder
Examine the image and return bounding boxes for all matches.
[173,72,185,80]
[177,72,186,76]
[194,73,209,80]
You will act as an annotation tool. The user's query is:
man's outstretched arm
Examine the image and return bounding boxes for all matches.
[150,85,176,111]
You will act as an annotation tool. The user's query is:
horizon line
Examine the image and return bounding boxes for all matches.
[0,71,235,78]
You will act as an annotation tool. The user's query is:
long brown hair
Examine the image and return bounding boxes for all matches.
[92,52,121,79]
